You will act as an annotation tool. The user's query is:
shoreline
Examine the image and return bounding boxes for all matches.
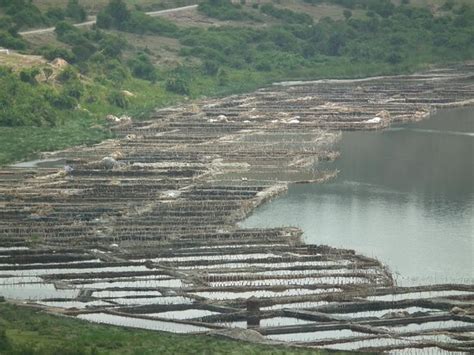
[0,65,473,352]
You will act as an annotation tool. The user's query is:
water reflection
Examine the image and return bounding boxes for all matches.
[242,108,473,286]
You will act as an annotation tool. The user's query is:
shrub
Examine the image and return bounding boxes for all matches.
[127,53,157,82]
[55,21,78,37]
[57,66,78,83]
[0,72,59,127]
[64,80,84,99]
[0,30,27,49]
[165,68,191,95]
[40,46,76,62]
[66,0,87,22]
[198,0,260,21]
[99,34,127,57]
[19,68,40,85]
[441,0,454,11]
[72,43,96,61]
[108,65,130,85]
[202,60,219,76]
[217,68,229,86]
[107,90,129,108]
[97,0,130,30]
[0,329,10,352]
[45,7,66,24]
[4,0,46,29]
[166,76,190,95]
[47,89,78,109]
[260,4,313,25]
[96,11,113,29]
[125,11,179,35]
[386,52,403,64]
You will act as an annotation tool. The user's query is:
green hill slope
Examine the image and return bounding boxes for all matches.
[0,0,473,165]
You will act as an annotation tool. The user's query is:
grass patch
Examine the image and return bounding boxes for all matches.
[0,303,337,355]
[0,112,111,165]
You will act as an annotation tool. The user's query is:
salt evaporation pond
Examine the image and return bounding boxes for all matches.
[243,108,473,286]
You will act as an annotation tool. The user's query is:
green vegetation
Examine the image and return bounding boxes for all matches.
[260,4,313,25]
[96,2,179,35]
[0,0,87,30]
[0,113,111,165]
[198,0,261,21]
[303,0,396,16]
[0,303,330,354]
[1,67,61,127]
[0,0,473,165]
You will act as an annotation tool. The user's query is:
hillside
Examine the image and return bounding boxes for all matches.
[0,0,473,164]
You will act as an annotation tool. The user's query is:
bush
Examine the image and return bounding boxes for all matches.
[166,76,190,95]
[99,34,127,57]
[3,0,46,29]
[124,11,179,35]
[40,46,76,62]
[260,4,313,25]
[441,0,455,11]
[66,0,87,22]
[165,69,191,95]
[55,21,78,37]
[19,68,40,85]
[127,53,157,82]
[64,80,84,99]
[97,0,130,30]
[108,65,130,85]
[0,329,10,352]
[217,68,229,86]
[0,71,59,127]
[198,0,260,21]
[72,43,96,61]
[96,11,113,29]
[45,7,66,23]
[46,89,78,109]
[386,52,403,64]
[0,30,27,49]
[57,66,78,83]
[202,60,219,76]
[107,90,129,108]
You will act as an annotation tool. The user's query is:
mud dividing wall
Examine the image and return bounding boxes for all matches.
[1,64,473,353]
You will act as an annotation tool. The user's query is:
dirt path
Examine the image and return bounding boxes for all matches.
[19,4,198,36]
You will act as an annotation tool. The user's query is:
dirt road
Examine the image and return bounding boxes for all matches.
[19,4,198,36]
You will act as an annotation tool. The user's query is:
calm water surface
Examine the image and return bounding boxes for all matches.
[242,108,473,285]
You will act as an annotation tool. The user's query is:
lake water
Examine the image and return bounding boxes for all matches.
[242,108,473,286]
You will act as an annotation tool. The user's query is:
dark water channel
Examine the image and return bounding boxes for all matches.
[242,108,473,286]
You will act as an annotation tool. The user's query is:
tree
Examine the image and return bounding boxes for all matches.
[97,0,130,30]
[45,7,66,24]
[66,0,87,22]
